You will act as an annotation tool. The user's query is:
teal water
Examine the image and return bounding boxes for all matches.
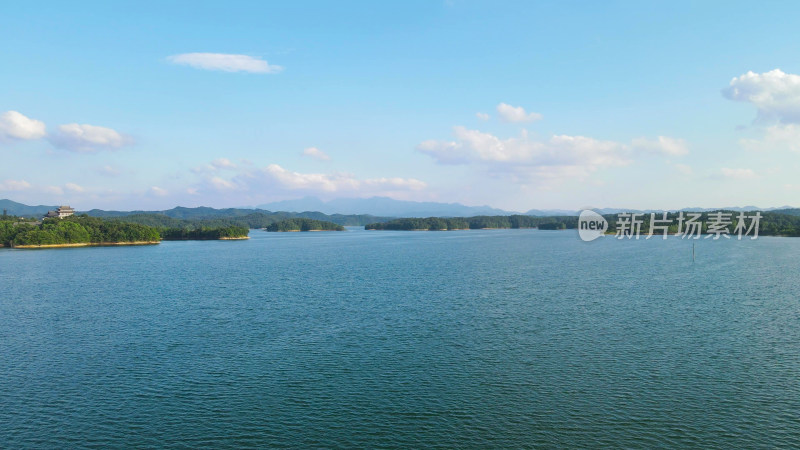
[2,229,799,448]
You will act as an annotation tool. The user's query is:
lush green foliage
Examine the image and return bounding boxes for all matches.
[161,225,249,240]
[600,211,800,237]
[266,218,345,232]
[365,211,800,236]
[0,215,252,247]
[538,222,567,230]
[1,215,160,246]
[98,211,386,229]
[771,208,800,217]
[84,207,389,227]
[365,215,577,230]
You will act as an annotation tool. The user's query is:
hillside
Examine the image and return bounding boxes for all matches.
[255,196,516,217]
[0,199,57,217]
[83,207,389,226]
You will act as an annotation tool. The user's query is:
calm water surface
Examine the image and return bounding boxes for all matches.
[2,229,799,448]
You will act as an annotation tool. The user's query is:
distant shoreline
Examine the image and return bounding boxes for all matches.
[266,229,343,232]
[12,241,161,249]
[365,227,543,231]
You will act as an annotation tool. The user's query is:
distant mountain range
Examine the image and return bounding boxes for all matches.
[254,196,516,217]
[0,199,57,217]
[2,197,797,220]
[526,206,797,216]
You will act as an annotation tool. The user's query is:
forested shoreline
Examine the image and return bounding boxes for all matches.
[0,215,250,248]
[365,211,800,236]
[6,209,800,248]
[365,215,573,231]
[0,216,160,247]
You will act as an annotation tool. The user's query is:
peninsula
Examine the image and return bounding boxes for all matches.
[1,215,250,249]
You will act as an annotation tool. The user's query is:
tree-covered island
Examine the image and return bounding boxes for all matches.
[160,225,250,240]
[265,218,345,232]
[365,215,573,231]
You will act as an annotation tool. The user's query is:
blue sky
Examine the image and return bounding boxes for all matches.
[2,0,800,211]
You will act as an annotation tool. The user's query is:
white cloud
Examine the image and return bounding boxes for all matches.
[419,126,629,169]
[150,186,168,197]
[193,158,240,174]
[631,136,689,156]
[740,124,800,152]
[209,176,238,191]
[476,112,490,121]
[418,126,688,185]
[496,103,542,123]
[302,147,331,161]
[0,111,46,141]
[723,69,800,123]
[198,164,427,199]
[167,53,283,74]
[720,168,757,179]
[259,164,427,194]
[50,123,132,153]
[65,183,85,193]
[0,179,32,191]
[261,164,360,192]
[211,158,237,169]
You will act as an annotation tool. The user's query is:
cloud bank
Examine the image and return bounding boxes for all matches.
[188,162,427,204]
[49,123,133,153]
[167,53,283,74]
[723,69,800,123]
[418,126,687,183]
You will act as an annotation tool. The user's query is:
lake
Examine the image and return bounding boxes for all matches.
[2,229,799,447]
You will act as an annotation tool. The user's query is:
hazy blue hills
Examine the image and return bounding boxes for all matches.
[254,196,516,217]
[4,198,799,224]
[526,206,797,216]
[82,206,271,219]
[0,199,56,217]
[81,207,389,227]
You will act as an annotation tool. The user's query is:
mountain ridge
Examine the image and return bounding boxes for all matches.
[254,196,516,217]
[2,198,798,220]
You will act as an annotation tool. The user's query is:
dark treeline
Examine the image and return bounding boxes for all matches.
[602,210,800,237]
[1,215,251,247]
[161,225,250,240]
[110,211,378,229]
[365,211,800,236]
[86,208,389,227]
[266,218,345,232]
[1,215,160,247]
[365,215,578,231]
